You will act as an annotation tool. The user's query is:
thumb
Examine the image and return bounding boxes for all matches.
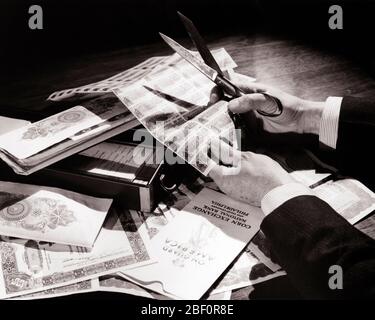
[208,86,223,105]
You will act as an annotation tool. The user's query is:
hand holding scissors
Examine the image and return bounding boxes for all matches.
[159,12,284,148]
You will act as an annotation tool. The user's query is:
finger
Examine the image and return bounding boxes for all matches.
[240,150,255,161]
[209,138,241,166]
[208,163,240,181]
[208,86,223,105]
[228,93,268,113]
[229,73,268,93]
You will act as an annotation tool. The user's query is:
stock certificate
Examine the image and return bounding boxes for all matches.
[314,178,375,224]
[0,181,112,248]
[11,279,99,300]
[0,94,127,160]
[0,204,153,299]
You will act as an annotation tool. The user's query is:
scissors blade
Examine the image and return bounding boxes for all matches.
[159,33,218,82]
[177,11,224,77]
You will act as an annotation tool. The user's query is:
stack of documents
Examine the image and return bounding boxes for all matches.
[0,94,138,175]
[0,179,155,299]
[1,170,374,300]
[0,196,155,299]
[0,176,286,300]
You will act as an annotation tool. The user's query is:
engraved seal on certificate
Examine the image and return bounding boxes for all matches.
[21,109,87,140]
[0,192,76,232]
[57,110,86,123]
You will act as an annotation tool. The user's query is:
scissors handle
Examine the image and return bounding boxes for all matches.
[215,76,243,98]
[256,93,283,117]
[217,76,283,150]
[216,75,283,117]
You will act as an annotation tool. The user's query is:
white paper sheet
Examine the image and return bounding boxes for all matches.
[0,181,112,248]
[0,116,30,136]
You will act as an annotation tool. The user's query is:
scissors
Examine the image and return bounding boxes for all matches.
[159,12,283,149]
[159,12,283,115]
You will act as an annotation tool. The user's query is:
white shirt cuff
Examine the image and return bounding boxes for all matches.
[319,96,342,149]
[261,182,314,216]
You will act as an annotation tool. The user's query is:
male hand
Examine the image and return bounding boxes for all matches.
[208,140,295,207]
[210,73,325,135]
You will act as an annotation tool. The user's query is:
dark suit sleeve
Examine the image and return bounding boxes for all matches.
[324,97,375,184]
[261,195,375,299]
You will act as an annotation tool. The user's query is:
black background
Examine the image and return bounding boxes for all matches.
[1,0,375,76]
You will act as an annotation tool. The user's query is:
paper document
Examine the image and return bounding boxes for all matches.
[123,188,264,299]
[0,205,153,299]
[211,242,285,294]
[0,116,30,136]
[314,179,375,224]
[12,279,99,300]
[0,181,112,248]
[290,170,331,188]
[114,48,238,175]
[0,95,127,160]
[0,94,138,175]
